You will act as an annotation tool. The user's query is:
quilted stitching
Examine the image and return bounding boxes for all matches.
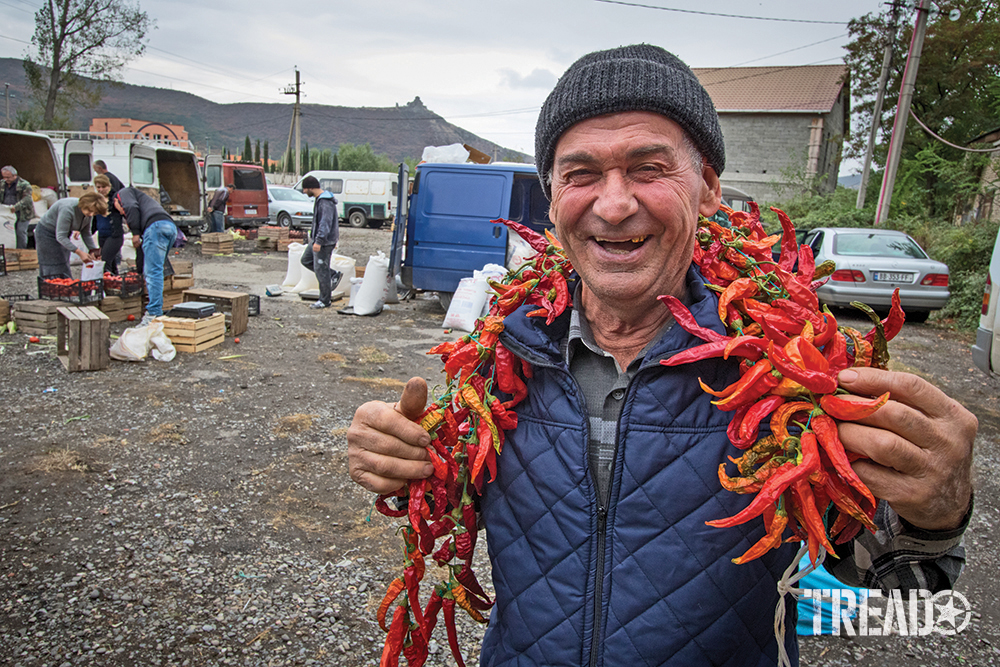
[483,269,801,667]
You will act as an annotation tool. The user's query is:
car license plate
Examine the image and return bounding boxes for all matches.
[245,208,257,215]
[872,272,912,283]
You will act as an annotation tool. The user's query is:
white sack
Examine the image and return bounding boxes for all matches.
[421,144,470,164]
[353,251,391,316]
[283,243,306,287]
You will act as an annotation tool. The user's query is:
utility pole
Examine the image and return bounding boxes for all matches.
[874,0,930,226]
[4,83,10,127]
[282,68,303,178]
[856,2,900,210]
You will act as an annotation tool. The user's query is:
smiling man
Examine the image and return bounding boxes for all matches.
[347,44,975,666]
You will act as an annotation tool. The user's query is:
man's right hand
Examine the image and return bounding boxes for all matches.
[348,377,434,495]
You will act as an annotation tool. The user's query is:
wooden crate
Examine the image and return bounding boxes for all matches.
[155,312,225,353]
[171,259,194,277]
[0,298,9,326]
[181,288,249,336]
[121,296,143,318]
[98,296,126,323]
[13,299,62,335]
[56,306,110,372]
[259,226,290,241]
[277,239,292,252]
[4,248,38,272]
[163,288,185,310]
[257,237,278,250]
[167,275,194,290]
[201,232,233,255]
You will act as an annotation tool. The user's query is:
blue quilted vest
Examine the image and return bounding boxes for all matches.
[481,267,799,667]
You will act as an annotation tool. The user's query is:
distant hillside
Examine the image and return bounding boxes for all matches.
[0,58,529,163]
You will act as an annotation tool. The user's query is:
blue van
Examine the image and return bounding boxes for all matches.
[396,162,552,305]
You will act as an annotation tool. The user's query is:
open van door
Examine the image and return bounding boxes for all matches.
[62,138,93,197]
[202,154,223,191]
[387,162,409,302]
[129,143,158,196]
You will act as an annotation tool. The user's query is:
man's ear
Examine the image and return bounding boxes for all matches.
[698,165,722,218]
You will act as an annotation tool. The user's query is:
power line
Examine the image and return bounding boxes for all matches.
[594,0,847,25]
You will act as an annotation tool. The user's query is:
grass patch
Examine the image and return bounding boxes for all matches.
[297,332,321,340]
[273,413,318,436]
[359,346,391,364]
[147,423,188,445]
[34,448,91,473]
[343,376,407,390]
[318,352,346,362]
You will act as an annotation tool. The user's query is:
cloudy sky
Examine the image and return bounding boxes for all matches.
[1,0,885,166]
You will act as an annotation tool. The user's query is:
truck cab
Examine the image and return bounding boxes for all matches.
[399,162,551,303]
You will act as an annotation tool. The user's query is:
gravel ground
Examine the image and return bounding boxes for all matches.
[1,225,998,666]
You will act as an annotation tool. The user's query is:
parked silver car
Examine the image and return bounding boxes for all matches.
[803,227,949,323]
[267,186,314,228]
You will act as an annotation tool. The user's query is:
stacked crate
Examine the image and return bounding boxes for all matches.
[121,296,143,319]
[181,288,249,336]
[155,312,225,353]
[98,296,126,322]
[4,248,38,272]
[13,299,63,335]
[201,232,234,255]
[166,260,194,290]
[258,226,289,251]
[0,298,9,326]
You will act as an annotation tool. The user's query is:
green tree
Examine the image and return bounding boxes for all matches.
[336,142,395,172]
[845,0,1000,216]
[254,139,261,165]
[332,152,339,170]
[24,0,153,127]
[301,142,310,172]
[263,140,270,172]
[243,135,252,163]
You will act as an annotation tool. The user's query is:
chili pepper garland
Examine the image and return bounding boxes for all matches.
[373,208,902,665]
[374,219,572,667]
[662,203,903,567]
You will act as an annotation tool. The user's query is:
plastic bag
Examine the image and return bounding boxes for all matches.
[421,144,470,164]
[109,321,175,362]
[283,243,306,287]
[81,260,105,282]
[353,251,391,316]
[331,254,356,298]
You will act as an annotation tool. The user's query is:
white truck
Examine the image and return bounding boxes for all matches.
[43,131,209,233]
[292,170,399,228]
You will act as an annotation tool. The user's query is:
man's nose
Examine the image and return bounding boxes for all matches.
[592,171,638,225]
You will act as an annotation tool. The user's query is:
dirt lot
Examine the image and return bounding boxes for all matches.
[1,226,999,666]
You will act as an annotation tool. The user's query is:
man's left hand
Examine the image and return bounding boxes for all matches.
[836,367,976,531]
[313,243,321,253]
[132,234,142,248]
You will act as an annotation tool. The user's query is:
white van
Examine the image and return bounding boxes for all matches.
[1,128,93,198]
[973,228,1000,374]
[293,170,398,228]
[44,132,207,233]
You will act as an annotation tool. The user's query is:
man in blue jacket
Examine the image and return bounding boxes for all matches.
[347,45,976,666]
[299,175,340,309]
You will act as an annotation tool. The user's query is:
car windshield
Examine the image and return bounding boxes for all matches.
[272,188,310,202]
[833,233,928,259]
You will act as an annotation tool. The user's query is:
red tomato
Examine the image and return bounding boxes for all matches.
[127,314,136,322]
[29,336,40,343]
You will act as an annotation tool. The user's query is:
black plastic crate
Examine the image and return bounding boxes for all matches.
[1,293,32,303]
[248,294,260,316]
[37,277,104,305]
[103,270,143,297]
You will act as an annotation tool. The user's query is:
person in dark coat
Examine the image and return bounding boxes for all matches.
[299,175,340,309]
[113,187,177,324]
[92,175,125,275]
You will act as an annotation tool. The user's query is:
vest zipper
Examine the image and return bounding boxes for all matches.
[590,503,608,667]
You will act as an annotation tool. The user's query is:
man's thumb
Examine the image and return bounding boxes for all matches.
[397,377,428,421]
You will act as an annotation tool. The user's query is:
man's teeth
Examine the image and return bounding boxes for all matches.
[596,236,648,243]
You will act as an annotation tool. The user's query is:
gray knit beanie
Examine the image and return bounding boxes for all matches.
[535,44,725,198]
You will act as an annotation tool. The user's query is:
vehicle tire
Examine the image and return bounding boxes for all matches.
[195,217,211,235]
[907,310,930,324]
[366,218,382,229]
[277,211,292,228]
[348,210,367,228]
[438,291,453,311]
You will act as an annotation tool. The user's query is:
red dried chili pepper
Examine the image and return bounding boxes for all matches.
[819,392,890,421]
[496,218,550,254]
[658,295,727,342]
[791,475,836,566]
[380,604,409,667]
[733,503,789,565]
[378,578,405,631]
[767,342,837,395]
[442,598,466,667]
